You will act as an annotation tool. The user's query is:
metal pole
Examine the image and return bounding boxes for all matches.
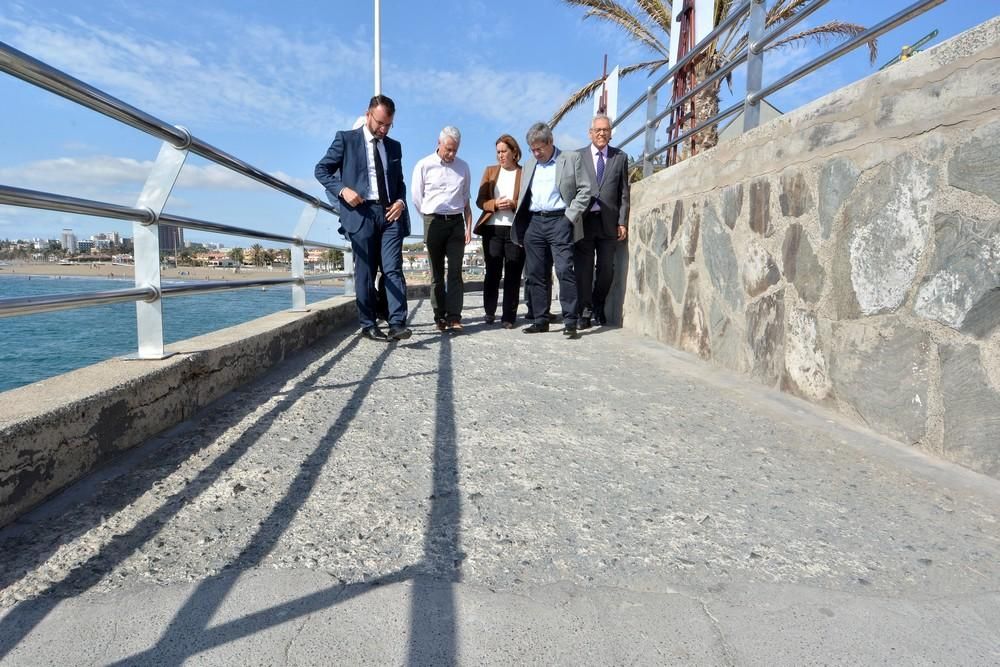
[643,86,657,178]
[131,138,188,359]
[374,0,382,95]
[743,0,766,132]
[291,204,318,312]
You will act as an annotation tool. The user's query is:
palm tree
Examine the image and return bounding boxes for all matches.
[249,243,265,267]
[552,0,876,152]
[228,247,245,266]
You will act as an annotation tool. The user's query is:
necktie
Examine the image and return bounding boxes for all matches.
[596,150,606,184]
[371,138,390,206]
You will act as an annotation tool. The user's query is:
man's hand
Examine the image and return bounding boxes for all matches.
[617,225,628,241]
[339,187,363,207]
[464,227,472,244]
[386,200,405,222]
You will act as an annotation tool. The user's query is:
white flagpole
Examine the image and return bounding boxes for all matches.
[374,0,382,94]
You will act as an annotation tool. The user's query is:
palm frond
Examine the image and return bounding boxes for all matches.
[635,0,673,36]
[771,21,878,64]
[549,58,669,128]
[561,0,670,55]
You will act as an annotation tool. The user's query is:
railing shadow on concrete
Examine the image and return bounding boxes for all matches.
[0,298,468,664]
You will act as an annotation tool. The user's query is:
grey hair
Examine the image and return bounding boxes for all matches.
[525,122,553,146]
[439,126,461,143]
[591,113,611,127]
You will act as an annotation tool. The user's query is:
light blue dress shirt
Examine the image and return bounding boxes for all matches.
[529,148,567,212]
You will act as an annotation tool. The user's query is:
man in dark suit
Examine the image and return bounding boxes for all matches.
[315,95,411,341]
[575,113,630,328]
[512,122,594,339]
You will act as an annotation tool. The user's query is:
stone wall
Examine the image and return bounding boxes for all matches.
[620,18,1000,477]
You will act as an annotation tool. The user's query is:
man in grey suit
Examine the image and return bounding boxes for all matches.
[575,113,630,328]
[512,122,594,339]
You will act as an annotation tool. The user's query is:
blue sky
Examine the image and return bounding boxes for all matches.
[0,0,995,248]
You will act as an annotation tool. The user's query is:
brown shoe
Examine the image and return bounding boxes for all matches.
[435,319,447,332]
[448,321,464,333]
[501,321,514,329]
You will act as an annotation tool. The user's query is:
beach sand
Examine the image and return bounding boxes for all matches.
[0,262,351,286]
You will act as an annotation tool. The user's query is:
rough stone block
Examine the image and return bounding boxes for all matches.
[680,271,710,359]
[709,299,747,373]
[948,121,1000,205]
[749,179,772,237]
[660,246,686,303]
[745,290,785,386]
[841,155,937,315]
[681,201,701,265]
[818,158,861,240]
[940,344,1000,477]
[779,171,814,218]
[657,287,680,345]
[914,211,1000,337]
[830,323,930,444]
[671,200,684,243]
[722,184,743,230]
[782,224,825,304]
[783,308,832,401]
[702,201,744,311]
[649,204,671,254]
[742,238,780,298]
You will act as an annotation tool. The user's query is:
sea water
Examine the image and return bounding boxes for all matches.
[0,274,344,393]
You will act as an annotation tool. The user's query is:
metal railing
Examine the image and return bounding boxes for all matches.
[0,41,352,359]
[611,0,946,177]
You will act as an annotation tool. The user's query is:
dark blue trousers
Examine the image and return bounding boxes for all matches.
[349,203,407,329]
[523,211,578,327]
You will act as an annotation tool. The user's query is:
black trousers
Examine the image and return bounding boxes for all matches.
[574,211,617,319]
[424,214,466,322]
[480,225,525,323]
[523,211,577,327]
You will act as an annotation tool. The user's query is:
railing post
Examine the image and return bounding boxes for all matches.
[132,131,189,359]
[643,85,657,178]
[743,0,767,132]
[342,250,355,296]
[290,203,318,312]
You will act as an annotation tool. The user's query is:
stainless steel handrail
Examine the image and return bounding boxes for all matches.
[0,285,158,318]
[748,0,946,104]
[0,185,343,249]
[611,0,946,170]
[0,41,337,216]
[612,0,752,130]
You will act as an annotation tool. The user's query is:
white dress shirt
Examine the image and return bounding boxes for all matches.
[361,124,390,202]
[411,152,472,216]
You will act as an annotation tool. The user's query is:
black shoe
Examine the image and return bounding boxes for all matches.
[484,314,496,324]
[522,323,549,334]
[387,325,412,341]
[579,317,592,330]
[361,326,388,341]
[563,326,581,339]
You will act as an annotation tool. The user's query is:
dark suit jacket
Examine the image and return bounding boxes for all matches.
[578,144,630,237]
[511,148,594,245]
[314,128,410,237]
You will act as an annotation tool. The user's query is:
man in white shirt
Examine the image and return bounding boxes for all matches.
[411,126,473,332]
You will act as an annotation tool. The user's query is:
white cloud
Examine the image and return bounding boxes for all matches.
[0,156,315,196]
[0,11,362,138]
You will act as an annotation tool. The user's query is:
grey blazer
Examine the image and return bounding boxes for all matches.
[512,147,594,245]
[578,144,630,237]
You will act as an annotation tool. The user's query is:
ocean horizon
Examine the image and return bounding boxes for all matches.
[0,274,344,393]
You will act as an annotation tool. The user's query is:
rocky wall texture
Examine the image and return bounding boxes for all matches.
[620,18,1000,477]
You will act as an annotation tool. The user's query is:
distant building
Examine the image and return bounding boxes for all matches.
[77,239,95,253]
[158,225,184,253]
[61,229,78,254]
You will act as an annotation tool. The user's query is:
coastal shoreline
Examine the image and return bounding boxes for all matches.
[0,262,348,286]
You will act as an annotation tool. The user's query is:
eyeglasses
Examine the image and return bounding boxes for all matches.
[590,128,611,134]
[368,112,393,130]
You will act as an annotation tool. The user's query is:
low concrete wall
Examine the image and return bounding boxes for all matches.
[619,18,1000,477]
[0,281,483,527]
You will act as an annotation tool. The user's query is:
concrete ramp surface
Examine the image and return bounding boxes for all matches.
[1,295,998,665]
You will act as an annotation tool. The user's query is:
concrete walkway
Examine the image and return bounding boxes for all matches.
[1,293,998,666]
